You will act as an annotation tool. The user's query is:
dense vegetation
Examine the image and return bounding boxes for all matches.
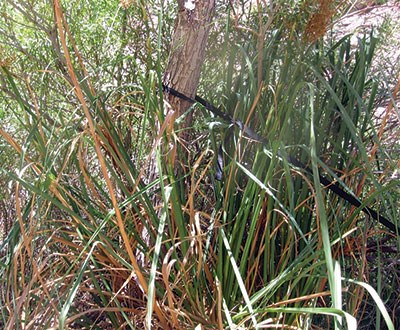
[0,0,398,329]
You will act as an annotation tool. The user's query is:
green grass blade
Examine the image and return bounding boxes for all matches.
[59,241,102,329]
[344,278,395,330]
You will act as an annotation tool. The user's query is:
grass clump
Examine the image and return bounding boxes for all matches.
[0,1,398,329]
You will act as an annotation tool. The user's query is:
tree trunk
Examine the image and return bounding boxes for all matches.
[163,0,216,128]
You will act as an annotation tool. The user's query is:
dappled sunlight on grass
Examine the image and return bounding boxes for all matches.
[0,0,398,329]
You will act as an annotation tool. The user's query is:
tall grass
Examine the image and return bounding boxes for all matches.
[0,1,398,329]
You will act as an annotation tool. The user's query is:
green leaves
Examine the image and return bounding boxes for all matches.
[1,1,397,329]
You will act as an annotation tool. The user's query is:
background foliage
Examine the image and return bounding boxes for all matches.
[0,0,398,329]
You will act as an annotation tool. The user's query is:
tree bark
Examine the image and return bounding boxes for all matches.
[163,0,216,128]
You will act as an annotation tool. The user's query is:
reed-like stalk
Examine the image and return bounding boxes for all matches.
[0,1,397,329]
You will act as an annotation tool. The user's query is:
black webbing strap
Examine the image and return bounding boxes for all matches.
[162,84,397,234]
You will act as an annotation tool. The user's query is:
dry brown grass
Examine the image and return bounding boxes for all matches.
[304,0,336,42]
